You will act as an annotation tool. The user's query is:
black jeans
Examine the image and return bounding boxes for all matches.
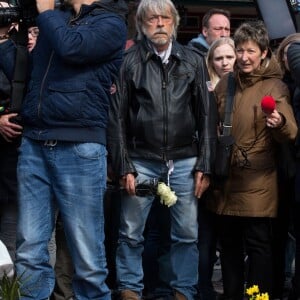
[197,200,217,300]
[291,202,300,298]
[217,215,273,300]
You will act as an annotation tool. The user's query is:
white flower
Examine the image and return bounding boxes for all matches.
[157,182,177,207]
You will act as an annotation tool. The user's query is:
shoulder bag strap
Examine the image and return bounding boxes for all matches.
[222,72,236,136]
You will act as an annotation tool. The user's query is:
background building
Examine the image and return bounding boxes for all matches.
[126,0,299,46]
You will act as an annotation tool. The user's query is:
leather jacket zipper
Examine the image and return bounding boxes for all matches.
[162,63,168,161]
[161,60,176,161]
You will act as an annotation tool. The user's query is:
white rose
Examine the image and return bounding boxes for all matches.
[157,182,177,207]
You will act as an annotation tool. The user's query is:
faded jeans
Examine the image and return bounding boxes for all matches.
[16,137,110,300]
[116,157,199,300]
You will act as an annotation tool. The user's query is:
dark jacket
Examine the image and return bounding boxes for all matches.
[107,38,217,178]
[288,43,300,149]
[188,34,209,56]
[0,1,127,144]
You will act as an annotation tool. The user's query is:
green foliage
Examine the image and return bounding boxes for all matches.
[0,273,21,300]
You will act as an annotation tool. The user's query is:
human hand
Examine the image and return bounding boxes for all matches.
[194,171,210,199]
[265,109,283,129]
[0,113,22,142]
[36,0,55,13]
[120,173,136,196]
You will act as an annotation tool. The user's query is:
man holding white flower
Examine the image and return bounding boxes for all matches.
[107,0,217,299]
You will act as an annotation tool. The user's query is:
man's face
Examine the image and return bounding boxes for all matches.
[142,8,174,52]
[202,14,230,46]
[27,26,39,53]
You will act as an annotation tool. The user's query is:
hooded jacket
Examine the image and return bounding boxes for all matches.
[208,54,297,217]
[0,0,127,144]
[107,38,217,178]
[188,34,209,55]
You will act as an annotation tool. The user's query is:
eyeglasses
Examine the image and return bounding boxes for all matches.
[28,28,39,37]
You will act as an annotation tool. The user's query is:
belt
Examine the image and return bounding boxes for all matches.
[44,139,58,147]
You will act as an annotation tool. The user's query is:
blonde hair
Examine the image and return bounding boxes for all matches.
[276,33,300,72]
[206,37,235,89]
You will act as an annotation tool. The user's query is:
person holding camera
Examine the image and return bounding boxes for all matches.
[0,0,128,298]
[0,70,21,263]
[0,20,39,264]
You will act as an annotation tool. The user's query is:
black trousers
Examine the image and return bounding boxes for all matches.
[216,215,273,300]
[291,202,300,298]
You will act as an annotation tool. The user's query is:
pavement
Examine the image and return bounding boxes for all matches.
[211,254,293,300]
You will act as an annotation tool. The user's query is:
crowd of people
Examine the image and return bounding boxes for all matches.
[0,0,300,300]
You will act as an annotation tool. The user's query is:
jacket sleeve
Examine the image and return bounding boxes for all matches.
[0,40,17,81]
[107,59,137,178]
[37,10,127,65]
[269,80,298,142]
[288,42,300,87]
[193,55,218,174]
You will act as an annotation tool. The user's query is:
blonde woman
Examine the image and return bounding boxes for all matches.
[206,37,236,91]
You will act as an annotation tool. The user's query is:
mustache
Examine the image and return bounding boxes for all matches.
[154,30,168,35]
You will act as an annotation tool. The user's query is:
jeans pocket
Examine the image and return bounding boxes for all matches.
[73,143,107,160]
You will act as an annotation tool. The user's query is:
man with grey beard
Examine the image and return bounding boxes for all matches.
[0,0,127,298]
[107,0,217,299]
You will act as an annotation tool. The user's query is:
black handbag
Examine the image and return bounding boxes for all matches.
[214,73,236,181]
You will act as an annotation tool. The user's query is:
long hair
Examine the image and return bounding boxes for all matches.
[206,37,235,89]
[135,0,180,40]
[276,33,300,72]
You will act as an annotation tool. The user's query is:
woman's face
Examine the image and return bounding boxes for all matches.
[235,40,267,74]
[212,43,236,78]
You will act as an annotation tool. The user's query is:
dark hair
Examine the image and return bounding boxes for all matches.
[234,20,269,52]
[202,8,231,28]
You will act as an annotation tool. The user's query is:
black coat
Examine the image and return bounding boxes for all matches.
[107,38,217,178]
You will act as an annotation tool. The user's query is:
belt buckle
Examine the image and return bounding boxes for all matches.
[44,140,57,147]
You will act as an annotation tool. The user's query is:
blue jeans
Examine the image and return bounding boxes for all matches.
[116,157,199,300]
[16,137,110,300]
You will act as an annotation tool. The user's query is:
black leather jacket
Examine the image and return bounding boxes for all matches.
[108,38,217,178]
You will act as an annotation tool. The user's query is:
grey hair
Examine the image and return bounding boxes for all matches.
[135,0,180,40]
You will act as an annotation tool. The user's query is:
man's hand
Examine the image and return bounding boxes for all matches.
[194,171,210,199]
[0,113,23,142]
[120,173,136,196]
[36,0,55,13]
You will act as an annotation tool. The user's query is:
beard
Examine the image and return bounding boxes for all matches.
[144,28,172,47]
[149,35,170,46]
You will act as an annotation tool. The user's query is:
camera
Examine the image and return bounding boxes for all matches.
[0,0,37,27]
[0,0,63,27]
